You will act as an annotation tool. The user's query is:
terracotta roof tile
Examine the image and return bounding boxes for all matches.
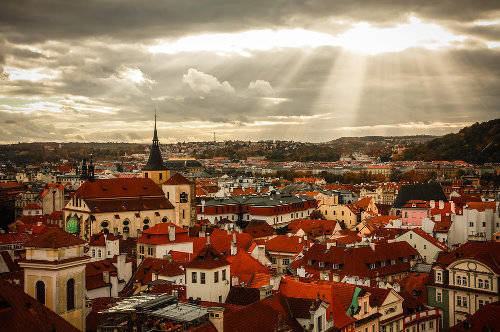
[75,178,164,199]
[24,228,85,248]
[0,279,80,332]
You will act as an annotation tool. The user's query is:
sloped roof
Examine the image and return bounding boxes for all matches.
[22,203,42,210]
[225,286,261,306]
[435,242,500,274]
[393,183,447,208]
[448,301,500,332]
[185,245,230,269]
[226,250,271,284]
[265,235,306,254]
[24,228,85,249]
[243,220,276,238]
[89,232,119,246]
[466,201,496,212]
[163,173,193,185]
[74,178,164,199]
[85,197,174,213]
[0,279,80,332]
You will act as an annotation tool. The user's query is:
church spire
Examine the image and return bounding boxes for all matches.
[153,110,159,143]
[143,112,166,171]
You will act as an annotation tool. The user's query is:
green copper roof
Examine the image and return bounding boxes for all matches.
[66,215,79,234]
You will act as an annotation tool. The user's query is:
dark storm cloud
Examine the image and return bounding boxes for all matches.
[0,1,499,142]
[1,0,499,43]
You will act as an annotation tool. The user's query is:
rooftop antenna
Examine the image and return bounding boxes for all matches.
[213,131,216,143]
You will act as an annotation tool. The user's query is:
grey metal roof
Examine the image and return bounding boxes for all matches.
[201,194,316,207]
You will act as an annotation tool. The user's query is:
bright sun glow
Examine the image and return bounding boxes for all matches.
[150,17,466,55]
[4,67,58,82]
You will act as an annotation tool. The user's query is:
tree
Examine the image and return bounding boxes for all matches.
[309,210,326,220]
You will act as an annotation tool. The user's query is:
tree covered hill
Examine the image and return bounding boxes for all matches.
[403,119,500,163]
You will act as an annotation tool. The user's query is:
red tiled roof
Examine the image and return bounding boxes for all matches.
[435,242,500,274]
[448,301,500,332]
[466,201,496,212]
[226,250,271,286]
[74,178,164,199]
[89,232,119,246]
[0,232,34,244]
[185,245,230,270]
[243,220,276,238]
[132,257,184,285]
[22,203,41,210]
[84,196,174,213]
[265,235,306,254]
[397,272,429,304]
[287,219,338,238]
[406,228,448,251]
[279,277,355,328]
[24,228,85,248]
[163,173,193,185]
[0,278,80,332]
[355,197,372,210]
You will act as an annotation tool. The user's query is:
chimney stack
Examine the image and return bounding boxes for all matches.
[439,200,444,209]
[168,225,175,242]
[207,307,224,332]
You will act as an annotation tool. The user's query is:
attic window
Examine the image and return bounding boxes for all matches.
[114,215,120,219]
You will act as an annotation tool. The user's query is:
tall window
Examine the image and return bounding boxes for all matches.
[67,278,75,311]
[222,269,226,281]
[214,271,219,283]
[36,280,45,304]
[201,272,206,284]
[192,272,197,283]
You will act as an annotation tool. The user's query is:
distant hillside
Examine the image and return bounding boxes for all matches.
[403,119,500,163]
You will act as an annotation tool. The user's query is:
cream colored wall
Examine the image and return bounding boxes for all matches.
[186,266,230,302]
[142,170,170,185]
[162,183,195,227]
[322,204,358,229]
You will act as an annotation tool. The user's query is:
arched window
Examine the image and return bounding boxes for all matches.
[143,225,150,230]
[36,280,45,304]
[98,249,102,258]
[123,226,129,233]
[66,278,75,311]
[92,249,95,257]
[143,218,150,224]
[162,217,168,223]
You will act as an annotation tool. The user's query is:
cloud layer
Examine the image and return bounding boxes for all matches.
[0,2,499,143]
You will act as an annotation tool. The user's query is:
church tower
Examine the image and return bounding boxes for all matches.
[19,228,90,331]
[142,114,169,185]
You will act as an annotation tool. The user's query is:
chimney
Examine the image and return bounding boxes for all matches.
[168,225,175,242]
[451,201,455,213]
[439,200,444,209]
[231,275,239,286]
[199,230,205,238]
[103,271,110,284]
[259,285,273,299]
[298,237,302,243]
[430,200,435,208]
[201,200,206,213]
[207,307,224,332]
[230,240,237,256]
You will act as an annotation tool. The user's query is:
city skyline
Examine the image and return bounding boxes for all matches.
[1,1,499,143]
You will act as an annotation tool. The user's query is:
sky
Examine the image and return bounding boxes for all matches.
[0,1,499,143]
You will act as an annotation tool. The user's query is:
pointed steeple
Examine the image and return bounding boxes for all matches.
[143,112,166,171]
[153,110,159,143]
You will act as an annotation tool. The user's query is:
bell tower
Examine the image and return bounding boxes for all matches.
[19,228,90,331]
[142,113,169,185]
